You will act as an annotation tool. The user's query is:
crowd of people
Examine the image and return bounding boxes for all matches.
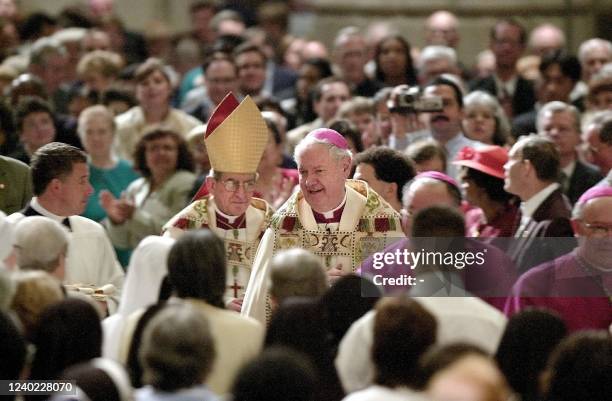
[0,0,611,400]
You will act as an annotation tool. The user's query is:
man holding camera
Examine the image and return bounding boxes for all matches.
[389,75,480,180]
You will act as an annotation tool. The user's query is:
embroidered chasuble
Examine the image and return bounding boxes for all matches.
[163,195,273,304]
[242,179,405,324]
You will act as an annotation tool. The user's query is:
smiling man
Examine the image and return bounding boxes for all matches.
[242,128,404,324]
[164,93,272,311]
[8,142,125,312]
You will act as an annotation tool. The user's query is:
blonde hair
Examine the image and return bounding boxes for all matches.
[10,271,63,338]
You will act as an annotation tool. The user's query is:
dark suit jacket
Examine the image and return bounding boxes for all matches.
[511,109,536,139]
[271,65,298,97]
[509,188,576,273]
[566,160,603,205]
[469,75,536,117]
[0,155,32,214]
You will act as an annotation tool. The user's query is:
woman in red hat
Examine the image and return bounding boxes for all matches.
[453,146,518,238]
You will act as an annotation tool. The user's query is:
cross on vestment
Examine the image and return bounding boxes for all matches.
[229,281,243,298]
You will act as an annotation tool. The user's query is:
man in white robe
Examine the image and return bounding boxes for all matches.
[8,142,124,313]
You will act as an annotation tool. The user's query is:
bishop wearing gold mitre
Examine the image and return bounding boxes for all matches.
[164,93,273,311]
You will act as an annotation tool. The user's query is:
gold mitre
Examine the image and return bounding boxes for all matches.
[204,93,268,174]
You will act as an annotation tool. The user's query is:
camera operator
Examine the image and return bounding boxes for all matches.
[387,84,432,151]
[390,75,481,180]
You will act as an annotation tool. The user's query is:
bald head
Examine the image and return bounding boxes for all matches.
[528,24,566,57]
[402,178,462,235]
[425,11,460,48]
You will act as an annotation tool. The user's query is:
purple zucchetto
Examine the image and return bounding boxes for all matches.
[577,185,612,205]
[307,128,349,150]
[415,171,460,191]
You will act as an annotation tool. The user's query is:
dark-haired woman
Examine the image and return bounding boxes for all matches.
[373,35,417,88]
[101,129,195,251]
[453,146,518,238]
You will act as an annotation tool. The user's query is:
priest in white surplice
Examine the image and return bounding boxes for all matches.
[8,142,124,313]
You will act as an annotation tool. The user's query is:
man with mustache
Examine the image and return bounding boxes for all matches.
[423,75,481,180]
[242,128,404,324]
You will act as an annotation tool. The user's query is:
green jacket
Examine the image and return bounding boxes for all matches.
[0,156,32,214]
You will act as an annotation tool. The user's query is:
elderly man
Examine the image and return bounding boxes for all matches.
[164,94,272,311]
[503,135,575,272]
[242,128,404,324]
[13,216,68,280]
[572,38,612,101]
[360,171,516,308]
[418,45,459,85]
[583,111,612,177]
[504,185,612,332]
[538,101,602,203]
[8,142,124,312]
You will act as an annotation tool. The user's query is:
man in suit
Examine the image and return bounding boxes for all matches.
[0,155,32,214]
[469,19,535,119]
[537,101,602,204]
[503,135,575,272]
[512,52,583,137]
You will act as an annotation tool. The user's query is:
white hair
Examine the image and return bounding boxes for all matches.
[536,101,581,133]
[418,45,457,70]
[14,216,69,273]
[578,38,612,64]
[294,135,353,165]
[333,26,363,49]
[77,105,116,141]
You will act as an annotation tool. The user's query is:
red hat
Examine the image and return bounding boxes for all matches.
[452,145,508,179]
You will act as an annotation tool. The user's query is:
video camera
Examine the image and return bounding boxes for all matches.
[387,86,443,114]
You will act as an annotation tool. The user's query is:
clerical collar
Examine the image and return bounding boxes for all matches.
[25,198,72,230]
[30,197,67,224]
[313,193,347,223]
[215,209,247,230]
[215,207,240,224]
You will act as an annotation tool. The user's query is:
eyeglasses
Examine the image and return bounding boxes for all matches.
[583,222,612,237]
[220,179,256,192]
